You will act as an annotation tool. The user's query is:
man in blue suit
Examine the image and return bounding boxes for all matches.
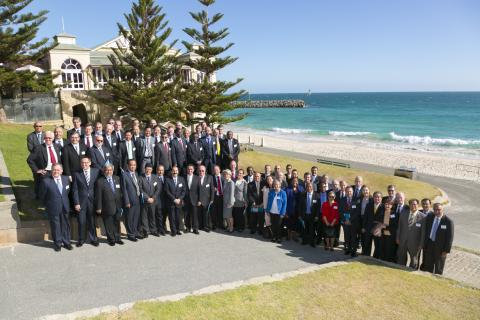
[165,166,186,236]
[38,163,73,252]
[201,127,216,174]
[88,135,114,170]
[122,159,143,241]
[72,156,100,247]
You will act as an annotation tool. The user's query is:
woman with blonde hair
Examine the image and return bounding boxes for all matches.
[222,169,235,233]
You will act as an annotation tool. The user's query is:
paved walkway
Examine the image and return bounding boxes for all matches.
[256,146,480,250]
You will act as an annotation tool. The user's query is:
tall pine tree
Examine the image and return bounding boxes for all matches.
[99,0,182,123]
[0,0,54,98]
[181,0,246,126]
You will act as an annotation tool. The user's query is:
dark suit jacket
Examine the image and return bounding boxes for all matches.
[53,138,68,150]
[187,140,205,165]
[139,174,161,207]
[80,134,95,149]
[27,143,62,172]
[121,170,141,207]
[165,176,186,206]
[39,175,70,215]
[298,192,321,218]
[363,202,384,233]
[154,174,166,209]
[423,214,454,253]
[88,145,114,170]
[95,175,123,216]
[27,131,44,153]
[62,143,88,176]
[154,141,172,171]
[184,175,200,206]
[171,137,187,168]
[136,136,156,166]
[67,127,84,140]
[198,175,215,207]
[247,180,264,206]
[200,135,217,164]
[221,138,240,164]
[72,168,101,207]
[103,134,119,152]
[339,197,361,226]
[351,185,363,201]
[118,140,137,171]
[212,174,225,196]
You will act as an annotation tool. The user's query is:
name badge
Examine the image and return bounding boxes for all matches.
[152,144,155,147]
[213,142,216,145]
[333,206,338,210]
[81,151,86,155]
[133,147,136,151]
[415,223,421,227]
[234,144,238,148]
[153,182,157,186]
[390,214,395,218]
[115,184,121,189]
[206,184,210,187]
[352,205,357,209]
[65,185,70,190]
[440,225,447,229]
[113,142,117,146]
[178,183,183,187]
[106,152,110,156]
[312,200,317,203]
[200,147,203,151]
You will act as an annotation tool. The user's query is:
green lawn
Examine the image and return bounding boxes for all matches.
[241,150,440,201]
[89,261,480,320]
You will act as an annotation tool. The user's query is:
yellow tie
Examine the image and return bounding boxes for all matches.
[374,205,378,215]
[216,139,220,156]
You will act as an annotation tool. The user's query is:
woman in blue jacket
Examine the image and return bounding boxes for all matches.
[266,179,287,243]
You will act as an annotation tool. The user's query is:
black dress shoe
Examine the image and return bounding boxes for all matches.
[160,231,166,236]
[116,240,124,245]
[152,232,160,237]
[351,252,358,258]
[91,241,99,247]
[108,242,115,246]
[64,244,74,250]
[136,234,144,240]
[193,230,199,235]
[76,242,84,248]
[142,234,149,239]
[54,245,61,252]
[344,250,350,255]
[276,239,282,244]
[128,236,138,242]
[177,231,182,235]
[310,243,316,248]
[171,233,176,237]
[271,238,276,243]
[250,230,256,234]
[204,228,211,233]
[184,229,190,233]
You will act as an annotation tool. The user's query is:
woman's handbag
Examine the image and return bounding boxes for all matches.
[371,222,383,238]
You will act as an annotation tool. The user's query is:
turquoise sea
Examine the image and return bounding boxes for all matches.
[227,92,480,153]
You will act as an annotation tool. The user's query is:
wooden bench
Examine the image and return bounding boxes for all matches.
[317,158,351,168]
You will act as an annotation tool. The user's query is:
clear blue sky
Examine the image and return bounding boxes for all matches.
[28,0,480,93]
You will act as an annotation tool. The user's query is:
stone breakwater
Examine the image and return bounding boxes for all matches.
[232,100,305,108]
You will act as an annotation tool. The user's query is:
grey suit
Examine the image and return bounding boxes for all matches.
[397,210,426,268]
[222,180,235,219]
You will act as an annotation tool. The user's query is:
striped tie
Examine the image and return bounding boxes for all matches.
[85,170,90,186]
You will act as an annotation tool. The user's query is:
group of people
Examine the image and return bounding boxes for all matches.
[26,118,453,275]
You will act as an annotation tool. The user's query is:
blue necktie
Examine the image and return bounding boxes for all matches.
[56,178,62,194]
[108,178,115,193]
[306,193,311,214]
[430,217,440,241]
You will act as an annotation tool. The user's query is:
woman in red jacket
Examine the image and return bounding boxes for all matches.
[322,191,340,251]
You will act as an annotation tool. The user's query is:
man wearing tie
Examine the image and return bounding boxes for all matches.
[339,186,358,256]
[352,176,364,201]
[362,191,384,257]
[247,172,264,235]
[26,121,44,153]
[184,165,200,234]
[187,132,204,172]
[165,166,186,236]
[94,122,104,137]
[212,165,224,230]
[200,127,216,174]
[299,182,321,247]
[155,133,172,175]
[393,192,410,222]
[38,164,73,252]
[62,132,88,179]
[103,123,119,173]
[67,117,84,139]
[88,135,113,170]
[72,157,100,247]
[383,184,396,203]
[122,159,143,241]
[421,198,433,216]
[27,131,62,198]
[81,123,94,150]
[53,126,67,149]
[171,128,188,176]
[118,130,137,171]
[114,120,124,141]
[197,165,214,232]
[139,163,160,237]
[221,131,240,169]
[155,165,167,235]
[95,163,124,246]
[137,127,156,174]
[396,199,426,269]
[422,203,454,275]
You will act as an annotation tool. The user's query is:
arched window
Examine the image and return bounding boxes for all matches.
[61,59,84,89]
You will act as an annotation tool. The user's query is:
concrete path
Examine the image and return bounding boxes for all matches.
[0,231,349,320]
[255,146,480,250]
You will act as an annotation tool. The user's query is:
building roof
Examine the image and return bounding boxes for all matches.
[51,43,91,51]
[90,51,113,66]
[55,32,77,38]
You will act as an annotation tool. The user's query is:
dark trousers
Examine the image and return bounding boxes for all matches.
[302,215,316,245]
[233,206,246,231]
[204,159,215,175]
[380,234,397,263]
[168,205,182,234]
[212,195,224,229]
[185,203,199,231]
[270,213,282,240]
[248,209,265,234]
[77,201,97,243]
[362,232,373,256]
[373,236,381,258]
[49,210,71,246]
[155,205,166,233]
[141,203,156,234]
[343,224,359,252]
[421,240,446,274]
[124,203,141,238]
[198,204,209,230]
[102,214,121,243]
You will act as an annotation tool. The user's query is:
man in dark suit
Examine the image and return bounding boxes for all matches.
[171,128,188,176]
[72,157,100,247]
[187,132,204,172]
[184,165,200,234]
[62,132,88,178]
[247,172,264,235]
[118,130,137,172]
[38,163,73,251]
[139,163,161,237]
[67,116,84,139]
[421,203,453,275]
[392,192,410,223]
[103,123,120,174]
[200,127,217,174]
[362,191,384,257]
[212,165,224,230]
[197,165,214,232]
[95,163,124,246]
[136,127,156,174]
[114,120,124,142]
[298,182,321,247]
[421,198,433,217]
[155,132,172,174]
[121,159,142,241]
[154,165,167,235]
[164,166,186,236]
[221,130,240,169]
[383,184,397,203]
[88,135,114,170]
[339,186,360,256]
[27,121,44,153]
[80,123,95,149]
[27,131,62,198]
[53,126,68,149]
[94,122,104,137]
[352,176,364,201]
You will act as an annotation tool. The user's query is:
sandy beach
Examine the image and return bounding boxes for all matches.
[227,125,480,183]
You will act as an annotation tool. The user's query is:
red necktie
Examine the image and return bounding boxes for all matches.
[86,136,91,148]
[48,146,57,164]
[164,143,168,152]
[217,176,223,195]
[179,139,183,150]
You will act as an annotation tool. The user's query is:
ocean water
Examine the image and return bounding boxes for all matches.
[227,92,480,155]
